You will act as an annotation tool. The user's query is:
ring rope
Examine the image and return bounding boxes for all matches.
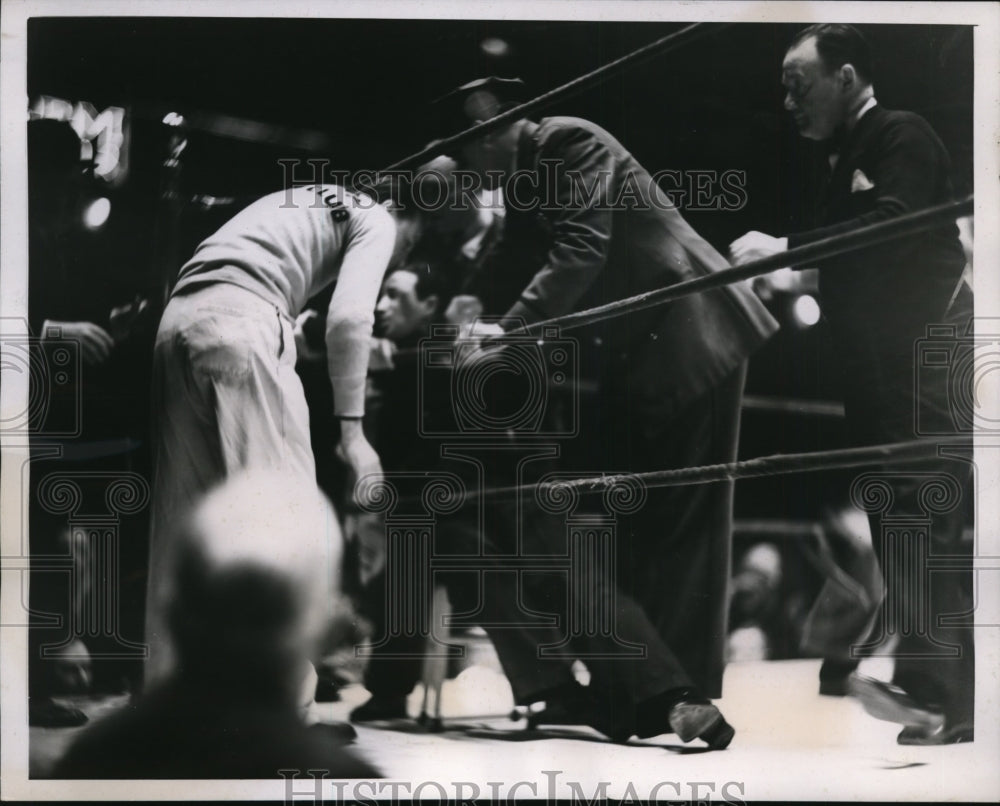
[380,22,728,175]
[386,194,970,362]
[500,195,973,338]
[740,395,845,417]
[383,436,969,509]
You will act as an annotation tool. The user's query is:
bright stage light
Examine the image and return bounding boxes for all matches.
[480,37,510,57]
[792,294,821,327]
[83,197,111,230]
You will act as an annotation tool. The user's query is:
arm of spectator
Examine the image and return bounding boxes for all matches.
[41,320,114,365]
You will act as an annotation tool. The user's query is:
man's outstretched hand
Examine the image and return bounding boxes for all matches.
[729,231,788,266]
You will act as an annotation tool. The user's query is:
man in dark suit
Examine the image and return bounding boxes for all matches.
[436,79,779,747]
[730,24,974,745]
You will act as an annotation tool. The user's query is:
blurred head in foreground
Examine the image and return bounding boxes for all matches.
[166,470,341,705]
[53,472,381,779]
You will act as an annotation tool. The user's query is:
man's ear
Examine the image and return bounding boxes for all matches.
[839,63,857,90]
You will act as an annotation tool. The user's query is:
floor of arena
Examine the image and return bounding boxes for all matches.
[30,650,994,801]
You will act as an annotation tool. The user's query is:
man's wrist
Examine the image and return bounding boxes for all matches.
[339,417,366,441]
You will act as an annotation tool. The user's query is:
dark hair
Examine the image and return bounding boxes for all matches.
[363,173,417,213]
[788,24,873,85]
[388,262,451,309]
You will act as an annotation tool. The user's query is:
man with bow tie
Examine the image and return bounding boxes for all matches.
[730,24,974,745]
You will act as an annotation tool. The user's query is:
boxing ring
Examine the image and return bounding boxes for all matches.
[18,15,978,783]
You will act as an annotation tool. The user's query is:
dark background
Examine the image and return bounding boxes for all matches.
[27,17,974,523]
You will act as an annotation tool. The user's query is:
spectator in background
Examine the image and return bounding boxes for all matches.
[54,471,379,779]
[28,120,113,363]
[28,119,154,720]
[727,544,787,662]
[28,119,155,712]
[801,502,883,696]
[346,262,453,720]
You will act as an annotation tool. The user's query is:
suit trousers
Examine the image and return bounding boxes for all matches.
[453,363,746,728]
[359,362,745,724]
[144,282,316,686]
[833,301,975,726]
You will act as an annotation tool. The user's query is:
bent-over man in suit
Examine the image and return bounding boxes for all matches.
[436,78,779,747]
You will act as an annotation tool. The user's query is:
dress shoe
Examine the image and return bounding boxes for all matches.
[349,694,408,722]
[307,720,357,744]
[897,721,974,746]
[819,677,851,697]
[667,700,735,749]
[847,674,945,731]
[314,675,342,703]
[29,698,89,728]
[818,658,860,697]
[635,688,734,749]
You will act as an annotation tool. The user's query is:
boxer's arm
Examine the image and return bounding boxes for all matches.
[325,204,396,417]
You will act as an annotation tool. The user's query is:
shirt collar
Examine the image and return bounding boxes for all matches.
[849,96,878,129]
[827,97,878,169]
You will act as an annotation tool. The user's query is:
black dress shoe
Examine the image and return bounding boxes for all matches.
[29,698,89,728]
[847,674,945,731]
[349,694,408,722]
[897,721,974,746]
[667,700,735,749]
[635,688,734,749]
[818,658,860,697]
[307,720,357,744]
[819,676,851,697]
[314,676,342,703]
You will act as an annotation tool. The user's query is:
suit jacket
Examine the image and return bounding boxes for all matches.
[475,117,779,425]
[785,105,969,442]
[786,104,968,360]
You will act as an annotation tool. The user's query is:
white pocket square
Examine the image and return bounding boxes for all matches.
[851,169,875,193]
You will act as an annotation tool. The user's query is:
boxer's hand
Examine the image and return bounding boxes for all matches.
[729,231,788,266]
[456,320,505,365]
[293,310,324,362]
[444,294,484,326]
[336,419,383,508]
